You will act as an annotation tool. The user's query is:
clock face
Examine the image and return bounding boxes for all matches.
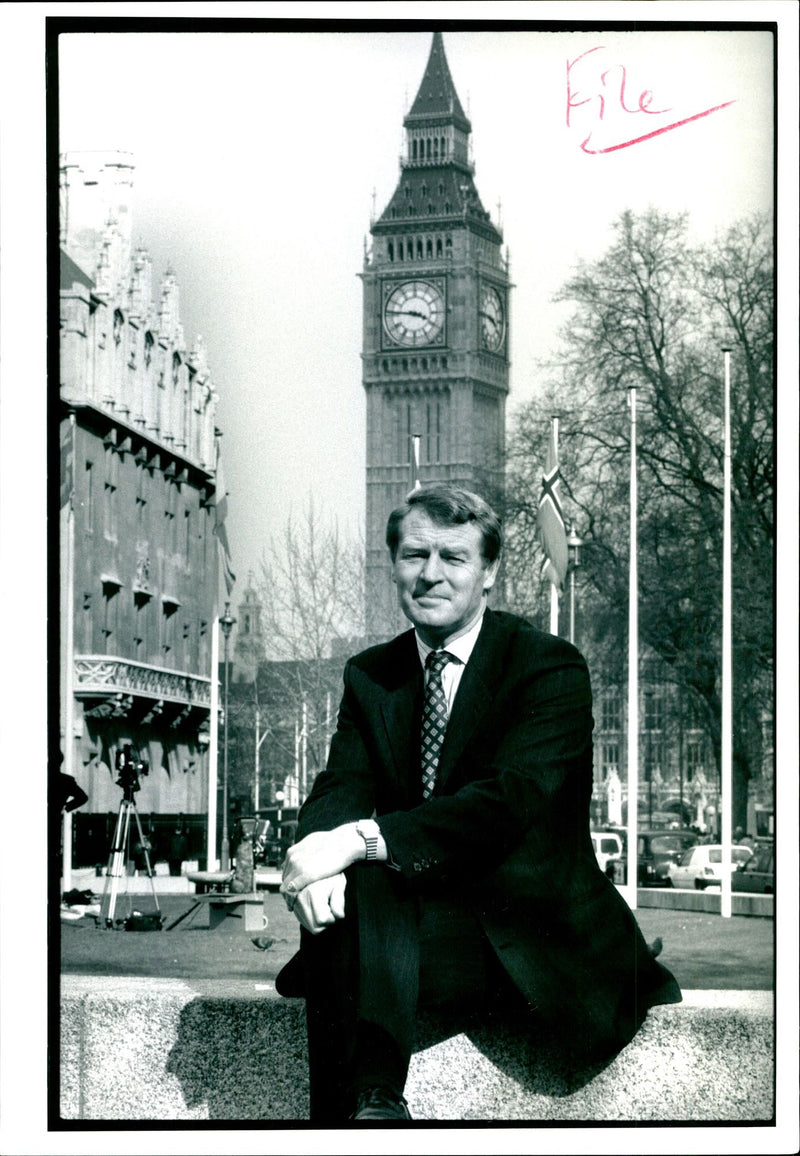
[480,285,505,352]
[383,280,445,347]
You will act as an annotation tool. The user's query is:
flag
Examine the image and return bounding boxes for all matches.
[214,450,236,597]
[536,423,568,590]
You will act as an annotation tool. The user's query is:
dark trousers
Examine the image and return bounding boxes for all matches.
[297,863,521,1122]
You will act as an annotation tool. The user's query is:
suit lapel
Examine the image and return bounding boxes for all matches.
[435,612,508,792]
[379,632,424,791]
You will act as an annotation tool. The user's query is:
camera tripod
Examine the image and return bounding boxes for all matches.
[100,787,161,929]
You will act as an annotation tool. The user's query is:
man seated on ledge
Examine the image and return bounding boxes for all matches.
[277,484,680,1122]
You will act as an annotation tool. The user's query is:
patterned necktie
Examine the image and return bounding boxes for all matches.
[421,650,452,800]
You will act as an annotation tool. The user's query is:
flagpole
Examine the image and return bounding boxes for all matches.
[721,350,733,918]
[410,433,422,490]
[626,386,639,910]
[549,418,560,635]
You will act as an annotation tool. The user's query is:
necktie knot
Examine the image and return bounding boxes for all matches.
[426,649,452,677]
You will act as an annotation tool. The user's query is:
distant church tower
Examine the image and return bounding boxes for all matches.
[233,574,265,683]
[361,32,510,638]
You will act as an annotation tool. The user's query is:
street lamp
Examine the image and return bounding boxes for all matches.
[566,525,584,645]
[644,687,654,827]
[219,602,236,872]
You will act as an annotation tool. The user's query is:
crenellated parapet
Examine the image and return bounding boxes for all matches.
[60,151,217,473]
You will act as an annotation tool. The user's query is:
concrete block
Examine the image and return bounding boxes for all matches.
[59,978,773,1122]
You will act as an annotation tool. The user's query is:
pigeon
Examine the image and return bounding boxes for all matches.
[251,936,275,951]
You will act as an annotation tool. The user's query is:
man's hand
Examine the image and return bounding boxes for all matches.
[287,873,348,935]
[281,825,364,898]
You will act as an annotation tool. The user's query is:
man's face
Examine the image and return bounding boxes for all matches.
[392,508,498,645]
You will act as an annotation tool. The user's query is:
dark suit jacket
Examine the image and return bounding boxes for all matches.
[283,609,680,1060]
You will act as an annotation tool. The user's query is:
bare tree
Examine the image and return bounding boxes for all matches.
[505,209,773,827]
[252,500,366,802]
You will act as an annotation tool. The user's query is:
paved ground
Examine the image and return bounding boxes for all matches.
[60,889,774,990]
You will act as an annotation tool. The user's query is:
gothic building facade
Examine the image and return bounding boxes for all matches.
[361,33,510,638]
[59,151,226,867]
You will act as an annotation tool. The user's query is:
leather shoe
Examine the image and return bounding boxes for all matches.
[350,1086,411,1120]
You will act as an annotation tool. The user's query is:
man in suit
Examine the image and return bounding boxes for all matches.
[277,484,680,1122]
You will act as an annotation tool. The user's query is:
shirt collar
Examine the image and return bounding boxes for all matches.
[415,609,485,670]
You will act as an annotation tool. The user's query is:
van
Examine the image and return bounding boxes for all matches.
[591,831,624,877]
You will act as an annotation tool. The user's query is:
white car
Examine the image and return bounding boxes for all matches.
[591,831,623,876]
[667,843,753,889]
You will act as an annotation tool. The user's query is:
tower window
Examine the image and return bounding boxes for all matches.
[388,241,394,261]
[85,461,94,533]
[436,238,442,258]
[416,238,423,258]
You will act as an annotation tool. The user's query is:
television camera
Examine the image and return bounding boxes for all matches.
[115,744,149,799]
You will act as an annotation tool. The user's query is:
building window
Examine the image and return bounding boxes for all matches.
[184,508,192,563]
[84,461,94,533]
[136,466,148,525]
[644,690,664,731]
[103,481,117,540]
[133,599,148,659]
[182,621,191,668]
[102,587,119,653]
[601,693,621,732]
[686,741,703,783]
[161,601,178,655]
[602,743,620,778]
[82,593,92,651]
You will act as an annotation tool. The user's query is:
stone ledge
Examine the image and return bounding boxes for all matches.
[59,977,773,1122]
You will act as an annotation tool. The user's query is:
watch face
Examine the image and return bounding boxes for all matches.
[480,285,505,352]
[383,280,445,347]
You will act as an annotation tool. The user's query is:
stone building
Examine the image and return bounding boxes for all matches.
[59,150,226,868]
[361,33,511,638]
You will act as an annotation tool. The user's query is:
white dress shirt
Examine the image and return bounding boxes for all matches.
[415,610,485,716]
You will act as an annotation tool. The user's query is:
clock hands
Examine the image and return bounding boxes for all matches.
[387,306,432,321]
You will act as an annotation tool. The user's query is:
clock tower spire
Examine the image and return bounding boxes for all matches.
[361,32,511,638]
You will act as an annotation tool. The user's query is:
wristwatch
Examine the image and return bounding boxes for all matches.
[356,819,381,861]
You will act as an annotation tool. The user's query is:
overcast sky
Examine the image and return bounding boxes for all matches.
[57,23,775,599]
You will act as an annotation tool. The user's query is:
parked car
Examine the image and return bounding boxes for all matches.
[667,844,753,889]
[638,829,699,886]
[733,844,774,893]
[591,831,624,877]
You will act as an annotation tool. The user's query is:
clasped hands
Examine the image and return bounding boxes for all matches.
[280,824,366,935]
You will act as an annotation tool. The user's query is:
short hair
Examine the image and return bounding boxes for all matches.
[385,484,503,564]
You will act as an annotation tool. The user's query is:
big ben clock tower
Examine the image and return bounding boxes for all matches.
[361,32,511,638]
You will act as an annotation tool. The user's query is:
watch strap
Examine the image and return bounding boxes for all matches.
[356,819,380,861]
